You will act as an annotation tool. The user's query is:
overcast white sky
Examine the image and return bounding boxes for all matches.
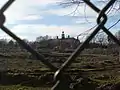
[0,0,120,41]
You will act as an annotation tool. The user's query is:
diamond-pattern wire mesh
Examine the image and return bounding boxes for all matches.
[0,0,120,90]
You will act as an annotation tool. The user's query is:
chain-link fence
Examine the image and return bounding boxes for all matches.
[0,0,120,90]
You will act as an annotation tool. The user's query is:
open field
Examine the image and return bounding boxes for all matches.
[0,48,119,89]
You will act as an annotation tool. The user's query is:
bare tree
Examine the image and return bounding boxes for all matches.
[108,30,120,45]
[60,0,120,34]
[91,32,107,47]
[57,0,120,53]
[96,33,107,45]
[36,35,52,42]
[115,30,120,41]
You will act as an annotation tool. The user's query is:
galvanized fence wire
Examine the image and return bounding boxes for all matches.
[0,0,120,90]
[0,0,58,71]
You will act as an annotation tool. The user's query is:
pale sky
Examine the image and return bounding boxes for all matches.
[0,0,120,41]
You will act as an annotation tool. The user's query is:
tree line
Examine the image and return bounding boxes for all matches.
[0,31,120,50]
